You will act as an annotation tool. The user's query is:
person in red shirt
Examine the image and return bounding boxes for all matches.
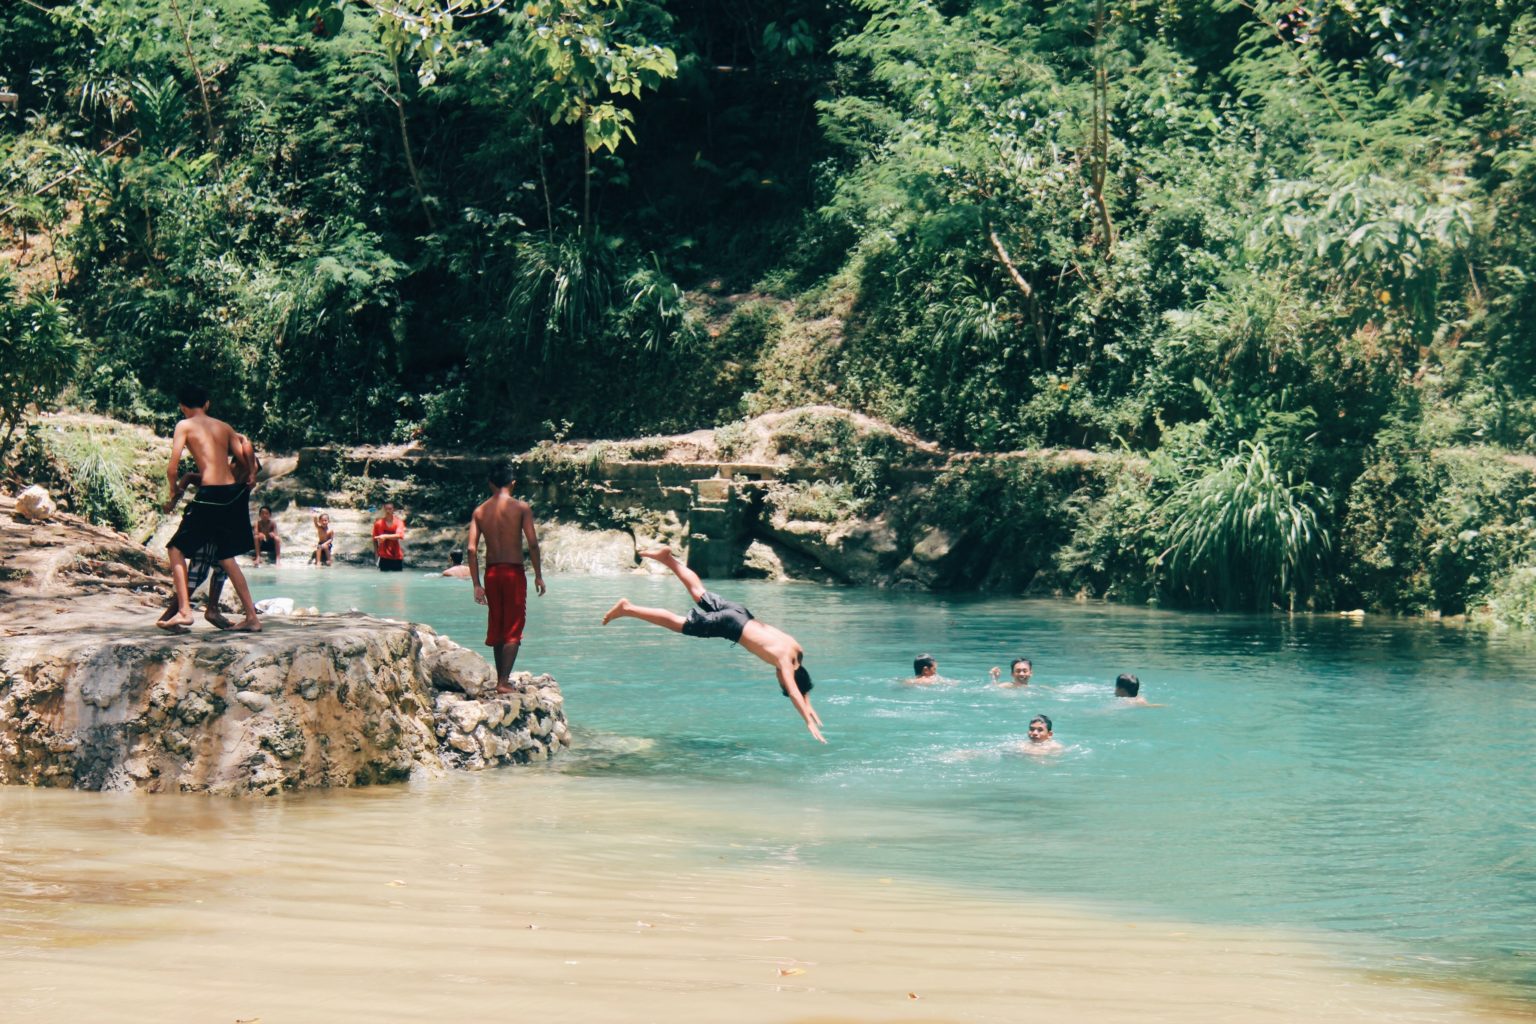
[372,503,406,571]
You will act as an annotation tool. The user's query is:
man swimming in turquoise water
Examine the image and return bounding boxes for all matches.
[1014,714,1063,755]
[989,658,1032,686]
[602,546,825,743]
[1114,673,1164,707]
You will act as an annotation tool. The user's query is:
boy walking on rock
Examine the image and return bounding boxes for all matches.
[467,462,545,693]
[159,386,261,632]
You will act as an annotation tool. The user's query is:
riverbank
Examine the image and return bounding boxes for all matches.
[4,772,1531,1024]
[12,407,1536,623]
[0,494,568,794]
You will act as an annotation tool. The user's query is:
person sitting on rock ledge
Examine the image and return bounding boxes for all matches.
[602,546,825,743]
[159,386,261,632]
[309,510,334,566]
[253,505,281,565]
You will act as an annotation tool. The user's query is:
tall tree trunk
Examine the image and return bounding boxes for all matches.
[534,120,554,240]
[581,110,592,236]
[1089,0,1115,258]
[387,56,436,231]
[167,0,218,152]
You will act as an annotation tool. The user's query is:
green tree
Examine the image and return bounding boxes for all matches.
[0,274,81,461]
[518,0,678,232]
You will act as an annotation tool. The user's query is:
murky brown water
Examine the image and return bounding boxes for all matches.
[2,771,1530,1024]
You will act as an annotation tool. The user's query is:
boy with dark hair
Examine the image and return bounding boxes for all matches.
[913,654,937,677]
[990,657,1032,686]
[1114,673,1163,707]
[309,511,334,566]
[467,462,545,693]
[372,503,406,571]
[1018,714,1062,754]
[601,546,824,743]
[253,506,281,565]
[158,389,261,632]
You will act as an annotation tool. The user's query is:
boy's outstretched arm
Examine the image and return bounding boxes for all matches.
[776,660,825,743]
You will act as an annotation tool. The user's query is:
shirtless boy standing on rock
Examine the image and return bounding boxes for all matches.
[467,462,545,693]
[602,547,825,743]
[159,386,261,632]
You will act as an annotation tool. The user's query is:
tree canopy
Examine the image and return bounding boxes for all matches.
[2,0,1535,613]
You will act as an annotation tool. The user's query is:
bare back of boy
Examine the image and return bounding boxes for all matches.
[172,414,246,486]
[471,494,534,564]
[161,403,260,633]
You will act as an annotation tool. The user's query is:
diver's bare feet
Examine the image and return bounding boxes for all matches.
[495,683,518,695]
[601,599,630,624]
[637,546,675,563]
[156,612,193,631]
[205,608,233,630]
[234,617,262,632]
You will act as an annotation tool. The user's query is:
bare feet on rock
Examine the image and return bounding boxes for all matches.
[156,612,193,632]
[205,608,233,630]
[234,617,262,633]
[495,684,518,695]
[602,599,630,624]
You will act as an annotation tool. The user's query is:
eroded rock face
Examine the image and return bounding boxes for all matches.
[0,617,569,796]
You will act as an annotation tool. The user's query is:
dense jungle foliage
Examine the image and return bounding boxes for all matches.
[2,0,1534,616]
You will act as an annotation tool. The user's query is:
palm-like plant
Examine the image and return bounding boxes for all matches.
[1159,441,1330,611]
[504,231,617,359]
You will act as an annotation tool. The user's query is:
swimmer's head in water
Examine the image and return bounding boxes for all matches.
[177,383,209,410]
[1028,715,1053,740]
[914,654,937,676]
[450,550,464,565]
[1010,658,1032,683]
[488,461,518,489]
[1115,673,1140,697]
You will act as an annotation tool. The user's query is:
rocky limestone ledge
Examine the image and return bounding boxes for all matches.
[0,617,569,796]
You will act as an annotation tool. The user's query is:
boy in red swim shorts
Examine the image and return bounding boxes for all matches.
[467,462,545,693]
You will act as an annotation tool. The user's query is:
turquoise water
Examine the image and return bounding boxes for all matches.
[253,566,1536,997]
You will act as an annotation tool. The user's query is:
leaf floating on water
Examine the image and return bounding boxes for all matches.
[235,1018,262,1023]
[526,924,541,930]
[777,968,806,977]
[907,992,921,1000]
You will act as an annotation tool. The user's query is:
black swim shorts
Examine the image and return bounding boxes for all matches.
[379,558,404,572]
[681,590,754,644]
[168,483,252,563]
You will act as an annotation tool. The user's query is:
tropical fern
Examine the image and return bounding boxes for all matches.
[1159,440,1329,611]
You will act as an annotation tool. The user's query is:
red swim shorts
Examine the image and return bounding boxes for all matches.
[484,563,527,647]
